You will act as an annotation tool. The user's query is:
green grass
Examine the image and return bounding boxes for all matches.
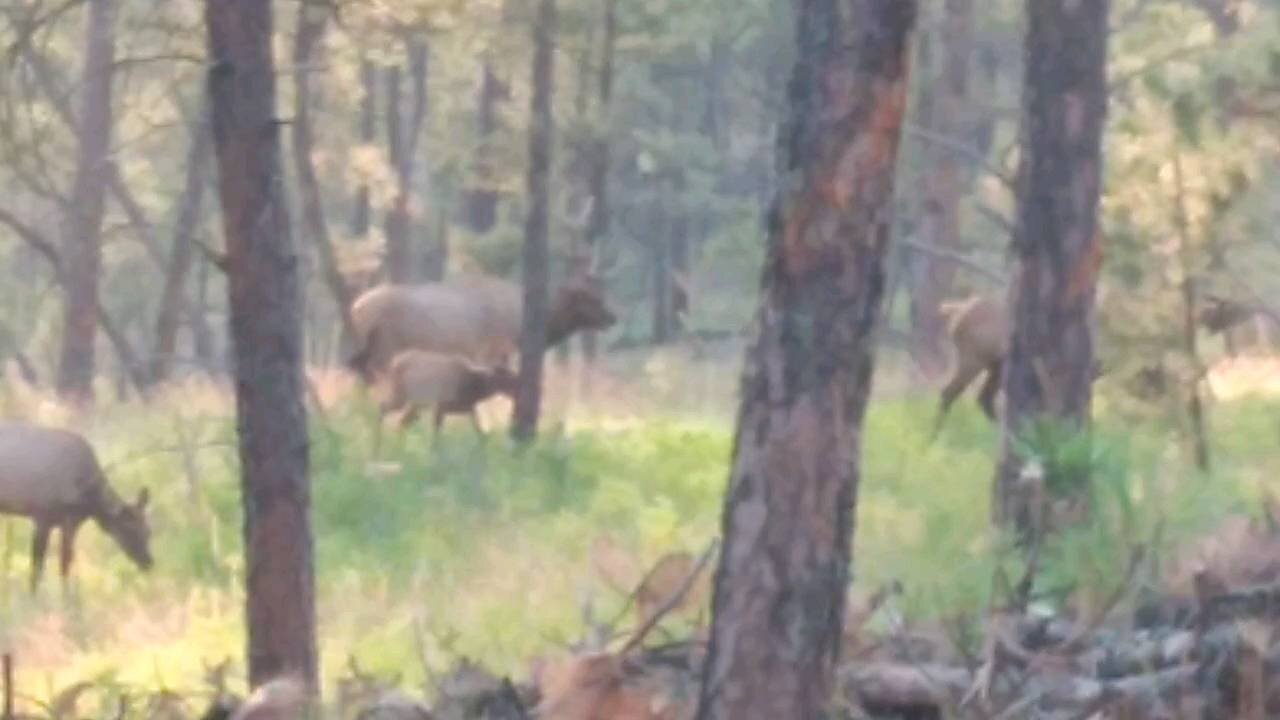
[0,355,1274,708]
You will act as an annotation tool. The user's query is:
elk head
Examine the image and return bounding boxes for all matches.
[103,488,154,571]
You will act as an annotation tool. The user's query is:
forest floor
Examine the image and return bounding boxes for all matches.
[0,340,1277,716]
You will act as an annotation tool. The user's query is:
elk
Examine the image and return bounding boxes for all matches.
[379,349,520,433]
[0,422,153,591]
[932,293,1009,436]
[345,273,617,383]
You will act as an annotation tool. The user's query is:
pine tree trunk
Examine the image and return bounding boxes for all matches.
[56,0,116,404]
[994,0,1109,534]
[383,41,429,283]
[463,62,508,234]
[579,0,618,382]
[149,91,213,386]
[694,2,917,717]
[204,0,317,690]
[292,1,356,348]
[351,58,377,237]
[913,0,974,376]
[511,0,556,442]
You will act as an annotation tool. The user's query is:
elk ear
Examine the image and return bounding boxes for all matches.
[135,487,150,512]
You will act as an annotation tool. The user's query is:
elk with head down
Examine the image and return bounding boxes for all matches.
[345,273,617,383]
[0,422,153,591]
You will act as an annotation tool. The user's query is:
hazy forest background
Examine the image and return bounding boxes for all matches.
[1,0,1280,717]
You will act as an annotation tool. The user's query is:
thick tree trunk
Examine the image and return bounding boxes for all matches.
[579,0,618,377]
[351,58,377,237]
[150,91,213,386]
[463,62,508,234]
[511,0,556,442]
[383,41,429,283]
[994,0,1109,534]
[694,2,917,718]
[56,0,116,404]
[204,0,317,691]
[292,1,356,348]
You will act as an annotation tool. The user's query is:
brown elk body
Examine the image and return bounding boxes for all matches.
[380,349,520,433]
[346,274,617,382]
[0,422,153,590]
[933,293,1009,435]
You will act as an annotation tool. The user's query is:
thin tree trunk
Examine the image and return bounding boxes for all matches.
[351,57,377,237]
[463,61,508,234]
[383,40,429,283]
[914,0,974,376]
[1173,153,1210,472]
[994,0,1109,535]
[204,0,317,691]
[150,91,213,386]
[292,0,356,347]
[511,0,557,442]
[694,2,917,717]
[580,0,617,374]
[192,253,217,372]
[651,213,672,345]
[56,0,116,404]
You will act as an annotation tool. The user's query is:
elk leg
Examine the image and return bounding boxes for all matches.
[931,363,982,439]
[432,408,446,434]
[30,521,51,592]
[398,406,421,430]
[59,519,81,581]
[977,359,1004,421]
[470,408,487,436]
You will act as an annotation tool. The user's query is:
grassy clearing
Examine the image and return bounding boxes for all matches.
[0,346,1274,705]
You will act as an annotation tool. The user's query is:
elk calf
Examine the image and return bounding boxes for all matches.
[0,422,153,591]
[380,350,519,434]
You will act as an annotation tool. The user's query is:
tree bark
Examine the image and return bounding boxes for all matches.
[694,2,917,718]
[291,0,356,349]
[579,0,618,378]
[204,0,318,691]
[351,57,377,238]
[56,0,116,404]
[149,90,213,386]
[511,0,556,442]
[994,0,1109,534]
[383,40,429,283]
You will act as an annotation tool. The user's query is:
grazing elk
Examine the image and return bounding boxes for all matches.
[345,273,617,382]
[932,293,1009,436]
[379,349,519,434]
[0,422,153,591]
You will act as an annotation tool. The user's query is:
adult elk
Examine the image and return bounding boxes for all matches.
[345,273,617,382]
[0,422,153,591]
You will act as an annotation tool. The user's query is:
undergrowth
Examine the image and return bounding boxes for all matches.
[0,360,1272,703]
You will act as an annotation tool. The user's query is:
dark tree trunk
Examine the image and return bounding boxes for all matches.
[292,1,356,349]
[383,41,429,283]
[205,0,317,691]
[56,0,116,404]
[651,218,672,345]
[150,91,213,386]
[351,57,377,238]
[1173,154,1210,472]
[912,0,974,376]
[511,0,556,442]
[579,0,618,376]
[192,253,217,372]
[670,175,691,337]
[463,61,509,234]
[694,2,917,718]
[994,0,1109,534]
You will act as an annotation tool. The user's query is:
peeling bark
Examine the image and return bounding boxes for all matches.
[694,2,917,717]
